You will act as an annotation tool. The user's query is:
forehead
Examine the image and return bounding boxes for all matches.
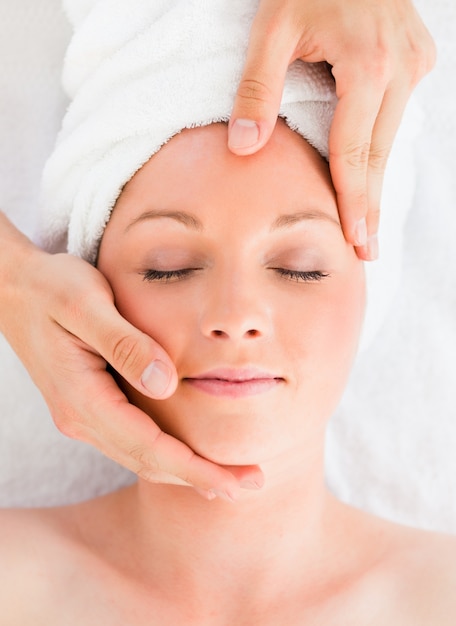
[111,121,338,230]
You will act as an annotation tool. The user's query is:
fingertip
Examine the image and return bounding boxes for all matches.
[140,359,177,399]
[221,464,265,491]
[355,234,379,261]
[239,477,264,490]
[242,465,265,490]
[193,487,218,501]
[353,217,368,247]
[228,118,272,155]
[228,118,260,152]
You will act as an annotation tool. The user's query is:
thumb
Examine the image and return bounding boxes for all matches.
[70,296,178,400]
[106,323,178,400]
[229,10,295,155]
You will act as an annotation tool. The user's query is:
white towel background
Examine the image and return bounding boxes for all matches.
[0,0,455,530]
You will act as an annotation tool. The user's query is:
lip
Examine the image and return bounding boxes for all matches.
[183,368,284,398]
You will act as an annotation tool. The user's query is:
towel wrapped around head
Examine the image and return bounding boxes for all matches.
[38,0,337,264]
[37,0,421,351]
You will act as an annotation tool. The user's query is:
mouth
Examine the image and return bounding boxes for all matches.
[183,368,284,398]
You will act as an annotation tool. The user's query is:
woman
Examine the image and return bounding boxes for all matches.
[1,1,455,619]
[2,116,456,624]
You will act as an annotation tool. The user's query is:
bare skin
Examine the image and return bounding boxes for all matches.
[1,487,456,625]
[1,123,453,625]
[0,0,436,496]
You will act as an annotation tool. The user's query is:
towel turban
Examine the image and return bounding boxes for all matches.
[38,0,338,264]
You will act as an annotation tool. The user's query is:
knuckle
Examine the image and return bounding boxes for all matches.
[367,50,392,85]
[368,145,390,173]
[345,38,392,85]
[50,404,86,440]
[403,33,437,86]
[236,77,274,107]
[332,141,371,171]
[129,445,160,474]
[110,333,143,376]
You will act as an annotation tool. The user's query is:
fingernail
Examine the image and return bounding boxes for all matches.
[209,489,236,503]
[229,119,260,150]
[354,218,367,246]
[240,479,263,490]
[366,234,379,261]
[141,360,172,397]
[194,487,217,501]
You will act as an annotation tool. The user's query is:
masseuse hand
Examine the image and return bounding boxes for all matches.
[229,0,436,260]
[0,214,263,501]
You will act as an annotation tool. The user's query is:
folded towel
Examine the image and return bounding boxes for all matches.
[38,0,337,264]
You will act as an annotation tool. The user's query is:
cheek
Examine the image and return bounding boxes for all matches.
[321,272,365,347]
[111,279,196,363]
[282,264,365,398]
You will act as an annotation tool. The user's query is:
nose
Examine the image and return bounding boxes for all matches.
[199,274,273,341]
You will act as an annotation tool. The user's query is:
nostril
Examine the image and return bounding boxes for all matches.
[208,328,261,339]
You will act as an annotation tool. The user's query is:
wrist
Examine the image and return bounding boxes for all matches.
[0,211,45,308]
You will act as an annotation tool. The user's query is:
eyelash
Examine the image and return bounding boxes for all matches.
[141,268,197,283]
[272,268,329,282]
[141,268,329,283]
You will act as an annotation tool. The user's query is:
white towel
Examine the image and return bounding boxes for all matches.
[38,0,337,264]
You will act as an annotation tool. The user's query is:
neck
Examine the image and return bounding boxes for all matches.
[100,434,353,612]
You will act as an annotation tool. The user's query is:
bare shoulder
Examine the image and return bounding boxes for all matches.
[335,503,456,625]
[0,506,81,625]
[0,506,63,571]
[382,524,456,625]
[0,493,132,625]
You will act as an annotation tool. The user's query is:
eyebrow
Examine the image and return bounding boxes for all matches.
[124,208,339,233]
[125,210,203,233]
[270,210,340,231]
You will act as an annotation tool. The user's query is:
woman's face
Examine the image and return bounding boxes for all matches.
[97,122,365,465]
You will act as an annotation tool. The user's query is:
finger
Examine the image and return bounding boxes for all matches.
[61,290,178,400]
[328,77,385,247]
[366,81,413,234]
[221,465,265,490]
[74,372,263,498]
[229,6,298,155]
[354,81,412,262]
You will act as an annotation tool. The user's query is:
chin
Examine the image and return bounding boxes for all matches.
[181,437,280,467]
[157,409,298,467]
[123,379,328,466]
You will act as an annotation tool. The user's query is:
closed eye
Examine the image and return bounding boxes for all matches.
[140,268,200,283]
[271,268,330,282]
[141,268,329,283]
